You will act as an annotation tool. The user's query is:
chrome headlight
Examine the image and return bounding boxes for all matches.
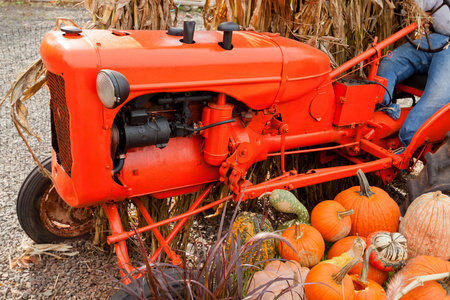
[96,70,130,109]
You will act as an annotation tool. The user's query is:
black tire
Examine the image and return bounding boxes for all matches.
[407,131,450,203]
[109,268,186,300]
[17,157,91,243]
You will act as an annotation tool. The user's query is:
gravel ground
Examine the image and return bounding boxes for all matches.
[0,3,205,299]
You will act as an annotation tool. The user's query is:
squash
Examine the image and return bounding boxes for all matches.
[399,191,450,260]
[366,231,407,272]
[246,271,288,300]
[305,257,362,300]
[285,260,310,282]
[227,212,276,264]
[311,200,353,242]
[278,224,325,267]
[327,236,389,285]
[246,260,309,300]
[267,189,310,225]
[350,241,387,300]
[386,255,450,300]
[334,169,401,237]
[319,236,365,267]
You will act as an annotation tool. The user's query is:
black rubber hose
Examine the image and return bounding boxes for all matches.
[112,158,125,175]
[183,118,236,133]
[363,80,393,107]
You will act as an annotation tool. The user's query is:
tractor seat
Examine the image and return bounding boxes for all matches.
[394,73,427,99]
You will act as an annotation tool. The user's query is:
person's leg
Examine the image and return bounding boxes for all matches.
[376,38,432,120]
[399,42,450,147]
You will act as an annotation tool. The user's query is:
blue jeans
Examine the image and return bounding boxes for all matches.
[377,33,450,147]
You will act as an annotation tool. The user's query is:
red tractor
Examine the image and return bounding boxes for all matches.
[17,6,450,281]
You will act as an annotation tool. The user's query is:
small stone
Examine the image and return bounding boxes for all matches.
[22,293,29,300]
[43,290,53,298]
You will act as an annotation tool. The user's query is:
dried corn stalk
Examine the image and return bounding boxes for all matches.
[84,0,178,29]
[204,0,400,65]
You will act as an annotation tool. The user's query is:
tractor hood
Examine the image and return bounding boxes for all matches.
[41,27,331,110]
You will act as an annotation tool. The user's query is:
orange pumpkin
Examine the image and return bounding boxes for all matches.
[350,239,387,300]
[386,256,450,300]
[334,169,400,237]
[311,200,353,242]
[328,236,389,285]
[351,275,387,300]
[278,224,325,267]
[399,191,450,260]
[305,257,362,300]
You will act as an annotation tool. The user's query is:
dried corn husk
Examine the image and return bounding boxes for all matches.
[84,0,178,29]
[204,0,403,65]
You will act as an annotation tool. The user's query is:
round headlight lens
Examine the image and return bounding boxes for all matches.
[96,70,130,109]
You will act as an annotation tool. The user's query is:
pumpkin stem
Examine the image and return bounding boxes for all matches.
[257,192,272,200]
[355,169,374,197]
[348,236,366,259]
[434,191,444,200]
[294,224,304,240]
[360,245,375,283]
[332,257,363,285]
[337,209,354,220]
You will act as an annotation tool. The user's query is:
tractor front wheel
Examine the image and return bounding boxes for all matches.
[17,157,92,243]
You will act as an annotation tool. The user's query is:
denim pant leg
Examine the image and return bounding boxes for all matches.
[377,40,431,107]
[399,45,450,147]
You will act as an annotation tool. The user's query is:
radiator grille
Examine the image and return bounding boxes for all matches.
[48,72,72,176]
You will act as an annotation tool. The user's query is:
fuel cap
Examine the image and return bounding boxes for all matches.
[167,27,183,36]
[61,26,82,36]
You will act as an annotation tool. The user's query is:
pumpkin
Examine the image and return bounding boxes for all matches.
[267,189,310,225]
[227,212,276,264]
[351,275,387,300]
[285,260,310,282]
[386,255,450,300]
[311,200,353,242]
[399,191,450,260]
[334,169,401,237]
[350,240,387,300]
[327,236,389,285]
[320,236,365,268]
[366,231,407,272]
[278,224,325,267]
[246,260,309,300]
[305,257,362,300]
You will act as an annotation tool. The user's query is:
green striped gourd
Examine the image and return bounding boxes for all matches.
[268,189,310,230]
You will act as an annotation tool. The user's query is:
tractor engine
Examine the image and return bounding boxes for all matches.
[41,23,333,208]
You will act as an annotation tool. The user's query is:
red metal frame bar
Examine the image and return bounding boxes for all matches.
[103,184,220,279]
[395,84,424,97]
[329,23,418,79]
[132,198,183,266]
[102,203,134,282]
[267,142,359,157]
[108,194,233,244]
[149,184,214,262]
[359,139,403,168]
[237,157,393,200]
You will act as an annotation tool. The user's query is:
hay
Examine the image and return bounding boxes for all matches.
[398,0,432,41]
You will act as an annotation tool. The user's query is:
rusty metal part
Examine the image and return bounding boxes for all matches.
[39,185,91,238]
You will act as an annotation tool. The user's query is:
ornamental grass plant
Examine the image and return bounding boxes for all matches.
[108,192,302,299]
